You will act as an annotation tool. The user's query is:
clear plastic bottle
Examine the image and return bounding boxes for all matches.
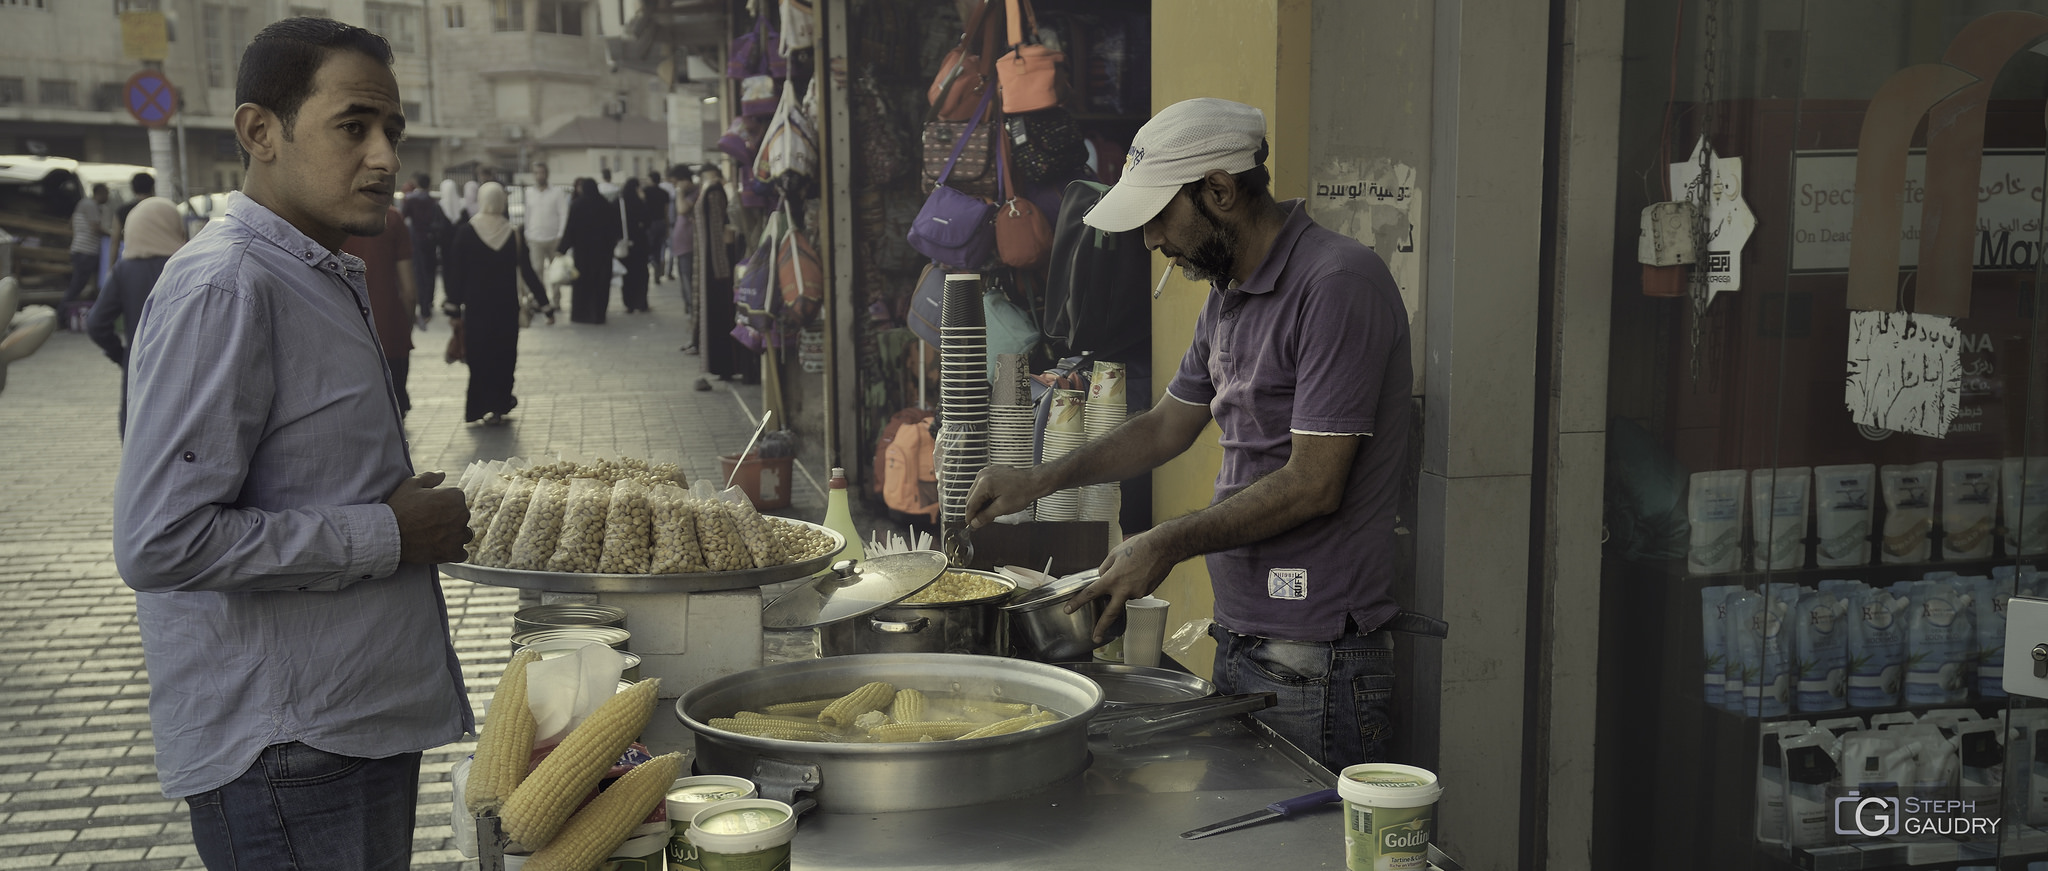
[823,467,865,562]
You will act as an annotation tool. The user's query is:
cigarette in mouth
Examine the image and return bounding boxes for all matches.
[1153,269,1172,299]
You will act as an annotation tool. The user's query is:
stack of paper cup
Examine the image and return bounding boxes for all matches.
[937,274,989,526]
[987,355,1036,521]
[1077,362,1126,522]
[1036,388,1088,521]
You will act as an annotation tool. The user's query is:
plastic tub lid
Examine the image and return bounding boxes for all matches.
[759,551,948,629]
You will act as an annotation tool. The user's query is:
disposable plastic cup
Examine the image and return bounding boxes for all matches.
[1338,763,1443,871]
[690,798,799,871]
[1121,597,1169,667]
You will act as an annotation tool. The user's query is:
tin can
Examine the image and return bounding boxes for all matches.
[508,625,631,654]
[513,603,627,637]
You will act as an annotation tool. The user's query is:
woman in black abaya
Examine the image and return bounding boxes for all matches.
[619,177,654,313]
[564,178,620,324]
[443,182,554,424]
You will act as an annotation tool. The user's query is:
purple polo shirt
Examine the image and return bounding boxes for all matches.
[1164,200,1412,641]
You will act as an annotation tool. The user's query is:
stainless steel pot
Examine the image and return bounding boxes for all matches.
[1002,571,1122,663]
[675,653,1105,813]
[816,570,1012,656]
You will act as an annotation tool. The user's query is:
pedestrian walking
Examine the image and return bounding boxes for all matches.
[400,171,449,328]
[597,168,619,201]
[444,181,552,425]
[439,177,464,224]
[461,179,480,223]
[656,170,679,279]
[110,18,472,870]
[108,171,163,258]
[619,177,654,313]
[669,167,698,323]
[85,197,185,438]
[340,204,417,416]
[643,170,670,284]
[563,177,620,324]
[692,165,747,380]
[963,98,1417,772]
[523,161,571,311]
[66,182,110,307]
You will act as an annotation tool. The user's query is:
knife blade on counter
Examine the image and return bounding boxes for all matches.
[1177,788,1340,840]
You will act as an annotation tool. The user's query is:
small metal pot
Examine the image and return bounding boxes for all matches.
[1002,571,1122,663]
[818,570,1013,656]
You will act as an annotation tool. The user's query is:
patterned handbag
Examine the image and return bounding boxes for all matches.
[921,118,997,199]
[1005,109,1088,184]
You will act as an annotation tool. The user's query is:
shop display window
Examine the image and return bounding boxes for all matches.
[1599,2,2048,869]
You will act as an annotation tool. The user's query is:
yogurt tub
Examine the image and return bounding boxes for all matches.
[1338,763,1443,871]
[689,798,798,871]
[666,775,759,871]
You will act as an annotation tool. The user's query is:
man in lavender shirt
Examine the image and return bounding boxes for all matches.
[112,18,473,870]
[965,98,1413,770]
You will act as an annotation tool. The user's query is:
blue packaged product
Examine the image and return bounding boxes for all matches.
[1701,585,1740,708]
[1847,588,1909,709]
[1793,590,1849,713]
[1757,583,1800,717]
[1726,590,1765,716]
[1959,576,2003,698]
[1905,581,1975,705]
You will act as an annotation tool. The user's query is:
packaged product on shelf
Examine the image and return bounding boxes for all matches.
[1960,576,2005,699]
[1919,708,1980,737]
[1904,580,1976,705]
[1846,589,1909,709]
[1814,716,1865,739]
[1751,468,1813,572]
[1940,459,2000,560]
[2004,457,2048,556]
[1719,588,1749,714]
[2010,708,2048,826]
[1688,470,1748,575]
[1700,585,1741,709]
[1869,711,1918,729]
[1839,730,1914,817]
[1957,719,2003,810]
[1819,579,1867,602]
[1899,724,1960,808]
[1757,583,1799,717]
[1781,730,1838,849]
[1792,589,1849,713]
[1756,721,1809,846]
[1725,589,1765,715]
[1880,463,1938,564]
[1814,464,1877,568]
[1994,564,2046,597]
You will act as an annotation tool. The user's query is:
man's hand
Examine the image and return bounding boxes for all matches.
[386,471,470,564]
[1066,530,1181,643]
[962,464,1046,529]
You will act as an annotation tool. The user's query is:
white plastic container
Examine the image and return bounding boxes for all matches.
[689,798,798,871]
[666,775,758,871]
[1338,762,1443,871]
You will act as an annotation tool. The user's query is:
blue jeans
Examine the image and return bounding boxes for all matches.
[186,742,422,871]
[1210,622,1396,771]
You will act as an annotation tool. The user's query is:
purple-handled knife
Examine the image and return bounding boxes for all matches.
[1177,788,1342,840]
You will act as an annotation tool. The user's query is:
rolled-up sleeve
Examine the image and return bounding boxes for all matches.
[113,278,401,593]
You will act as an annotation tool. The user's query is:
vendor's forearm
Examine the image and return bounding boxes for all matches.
[1039,406,1200,494]
[1145,466,1336,565]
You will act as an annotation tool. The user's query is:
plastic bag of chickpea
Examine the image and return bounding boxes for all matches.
[545,478,612,573]
[476,477,537,567]
[460,460,511,563]
[506,477,569,570]
[719,485,785,569]
[689,480,753,572]
[598,477,655,574]
[648,481,708,574]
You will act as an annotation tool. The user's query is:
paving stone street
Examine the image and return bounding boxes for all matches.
[0,283,828,870]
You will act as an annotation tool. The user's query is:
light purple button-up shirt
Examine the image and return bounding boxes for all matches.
[113,193,472,798]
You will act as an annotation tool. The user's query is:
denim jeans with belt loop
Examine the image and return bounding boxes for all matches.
[1209,620,1396,772]
[186,742,422,871]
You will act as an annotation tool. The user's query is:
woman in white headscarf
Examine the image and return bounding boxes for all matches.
[85,197,186,438]
[439,179,463,224]
[443,182,553,425]
[461,180,481,223]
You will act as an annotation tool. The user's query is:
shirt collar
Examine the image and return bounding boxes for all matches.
[223,192,365,276]
[1226,199,1314,296]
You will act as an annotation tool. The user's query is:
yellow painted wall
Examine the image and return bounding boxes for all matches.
[1149,0,1311,677]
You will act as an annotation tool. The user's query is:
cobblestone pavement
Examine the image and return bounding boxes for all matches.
[0,284,825,870]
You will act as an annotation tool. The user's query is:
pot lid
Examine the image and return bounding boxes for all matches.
[759,551,949,629]
[1001,569,1100,612]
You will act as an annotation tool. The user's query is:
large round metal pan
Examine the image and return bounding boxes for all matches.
[438,521,842,593]
[1053,661,1216,709]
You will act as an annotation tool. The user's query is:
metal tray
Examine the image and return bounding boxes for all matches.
[1053,661,1215,708]
[439,521,843,594]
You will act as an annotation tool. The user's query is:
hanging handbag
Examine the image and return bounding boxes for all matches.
[921,115,997,199]
[756,77,820,183]
[740,74,780,118]
[994,131,1052,269]
[1005,109,1087,184]
[781,0,816,52]
[926,0,1002,122]
[717,115,765,166]
[996,0,1065,114]
[907,87,999,270]
[776,201,825,323]
[727,4,786,80]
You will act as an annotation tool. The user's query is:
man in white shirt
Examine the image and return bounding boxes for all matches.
[523,161,572,310]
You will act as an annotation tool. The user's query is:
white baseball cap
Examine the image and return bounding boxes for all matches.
[1083,98,1267,233]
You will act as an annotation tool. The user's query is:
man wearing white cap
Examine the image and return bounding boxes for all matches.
[965,98,1414,769]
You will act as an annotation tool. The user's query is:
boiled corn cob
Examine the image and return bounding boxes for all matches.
[869,721,984,742]
[466,648,539,815]
[733,711,832,727]
[965,700,1034,717]
[523,752,684,871]
[818,681,895,728]
[762,698,835,717]
[500,678,660,849]
[959,710,1059,740]
[710,718,836,740]
[890,688,927,724]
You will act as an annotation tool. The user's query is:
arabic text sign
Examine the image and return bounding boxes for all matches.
[1793,150,2047,272]
[1845,311,1962,439]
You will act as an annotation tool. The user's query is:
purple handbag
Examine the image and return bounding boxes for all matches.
[906,87,998,270]
[726,7,786,80]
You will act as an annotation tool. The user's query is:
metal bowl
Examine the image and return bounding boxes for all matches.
[1001,570,1123,662]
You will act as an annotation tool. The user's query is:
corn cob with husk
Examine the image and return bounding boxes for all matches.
[466,648,539,815]
[522,752,684,871]
[499,678,660,849]
[817,681,895,728]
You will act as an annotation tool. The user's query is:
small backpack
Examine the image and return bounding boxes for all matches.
[1043,179,1150,362]
[870,406,932,499]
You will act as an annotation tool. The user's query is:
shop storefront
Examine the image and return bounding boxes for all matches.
[1596,1,2048,869]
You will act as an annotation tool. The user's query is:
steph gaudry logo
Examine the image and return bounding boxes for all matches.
[1833,792,2001,838]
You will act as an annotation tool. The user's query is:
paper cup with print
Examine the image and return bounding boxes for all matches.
[1339,763,1442,871]
[1048,389,1087,434]
[1088,361,1127,405]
